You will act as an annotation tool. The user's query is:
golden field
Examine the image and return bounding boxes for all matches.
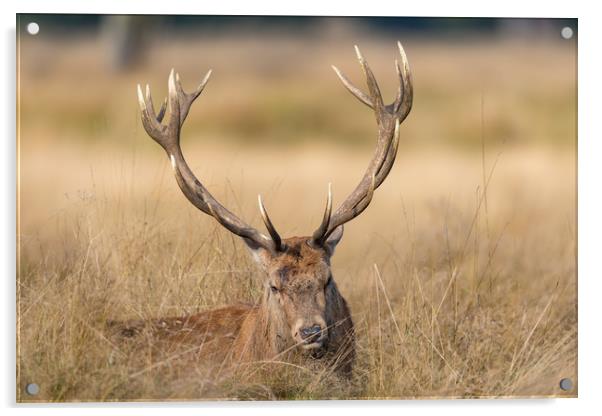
[17,29,576,401]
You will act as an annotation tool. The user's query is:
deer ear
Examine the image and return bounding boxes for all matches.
[242,238,273,269]
[324,225,344,256]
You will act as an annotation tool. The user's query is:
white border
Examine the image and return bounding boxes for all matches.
[3,1,601,415]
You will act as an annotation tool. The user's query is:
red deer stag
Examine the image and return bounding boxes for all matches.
[111,42,412,377]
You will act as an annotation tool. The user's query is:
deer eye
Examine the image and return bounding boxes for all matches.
[270,285,279,293]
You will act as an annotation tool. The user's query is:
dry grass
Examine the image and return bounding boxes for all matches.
[17,30,576,401]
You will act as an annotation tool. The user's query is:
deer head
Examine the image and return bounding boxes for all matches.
[137,42,412,353]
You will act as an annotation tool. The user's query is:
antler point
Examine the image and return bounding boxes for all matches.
[354,44,363,61]
[200,69,213,87]
[331,65,343,78]
[397,42,410,71]
[257,194,266,213]
[168,70,177,97]
[136,84,146,109]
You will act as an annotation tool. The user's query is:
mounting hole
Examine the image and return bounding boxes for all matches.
[26,22,40,35]
[559,378,573,391]
[25,383,39,395]
[560,26,573,40]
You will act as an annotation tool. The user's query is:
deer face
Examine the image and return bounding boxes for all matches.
[248,227,344,351]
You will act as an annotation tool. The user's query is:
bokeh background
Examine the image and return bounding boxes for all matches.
[17,15,577,401]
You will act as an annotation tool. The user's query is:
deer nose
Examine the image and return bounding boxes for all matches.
[299,325,322,340]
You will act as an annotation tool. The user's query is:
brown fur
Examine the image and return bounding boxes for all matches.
[109,236,355,377]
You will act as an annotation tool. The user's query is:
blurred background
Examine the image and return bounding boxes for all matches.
[17,15,577,400]
[17,15,577,240]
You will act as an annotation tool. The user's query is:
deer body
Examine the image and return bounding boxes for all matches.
[111,42,412,378]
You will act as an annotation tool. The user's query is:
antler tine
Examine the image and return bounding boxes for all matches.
[258,195,283,251]
[394,41,413,120]
[166,69,183,146]
[355,45,384,113]
[393,60,404,114]
[137,84,167,143]
[196,69,213,99]
[311,183,333,244]
[143,85,158,121]
[139,69,280,253]
[142,84,168,124]
[331,65,373,109]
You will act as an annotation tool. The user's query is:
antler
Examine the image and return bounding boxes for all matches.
[137,69,283,252]
[312,41,413,246]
